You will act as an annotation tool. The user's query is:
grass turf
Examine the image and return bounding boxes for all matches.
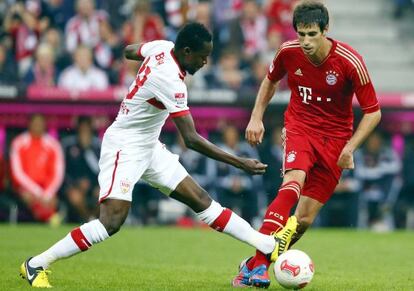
[1,224,413,290]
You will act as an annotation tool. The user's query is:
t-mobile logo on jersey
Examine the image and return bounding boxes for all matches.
[298,86,332,104]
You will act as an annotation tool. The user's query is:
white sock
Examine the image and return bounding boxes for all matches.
[30,219,109,269]
[196,200,275,254]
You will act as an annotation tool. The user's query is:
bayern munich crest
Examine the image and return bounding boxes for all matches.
[325,70,339,85]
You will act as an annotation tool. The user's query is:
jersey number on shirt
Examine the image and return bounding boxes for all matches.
[126,57,151,99]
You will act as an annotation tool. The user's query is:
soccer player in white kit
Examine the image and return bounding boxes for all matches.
[20,23,294,288]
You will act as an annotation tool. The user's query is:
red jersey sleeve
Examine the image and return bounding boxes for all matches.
[348,55,380,113]
[267,47,287,82]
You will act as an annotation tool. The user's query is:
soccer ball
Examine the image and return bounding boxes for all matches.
[274,249,314,289]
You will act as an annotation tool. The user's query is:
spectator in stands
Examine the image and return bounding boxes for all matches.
[354,131,402,231]
[210,49,245,91]
[216,125,262,224]
[399,133,414,229]
[65,0,108,53]
[122,0,164,45]
[40,0,74,31]
[96,20,122,73]
[171,133,217,193]
[0,43,18,85]
[212,0,242,28]
[10,114,64,223]
[259,127,284,199]
[243,56,269,93]
[24,43,57,87]
[195,1,212,29]
[0,150,12,222]
[261,25,283,64]
[264,0,296,41]
[42,27,71,72]
[61,116,100,223]
[211,0,242,60]
[319,170,360,227]
[164,0,197,39]
[4,2,40,77]
[227,0,267,62]
[118,58,140,88]
[58,45,109,91]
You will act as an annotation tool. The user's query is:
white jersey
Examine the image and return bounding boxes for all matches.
[105,40,189,159]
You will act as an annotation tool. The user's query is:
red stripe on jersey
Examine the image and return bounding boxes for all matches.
[70,227,92,251]
[137,44,144,59]
[170,110,190,118]
[210,208,232,232]
[336,45,369,85]
[337,44,369,82]
[147,97,166,109]
[99,150,120,203]
[126,57,151,99]
[281,40,300,47]
[274,44,300,59]
[361,102,380,113]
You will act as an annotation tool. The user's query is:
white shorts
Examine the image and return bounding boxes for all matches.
[98,140,188,203]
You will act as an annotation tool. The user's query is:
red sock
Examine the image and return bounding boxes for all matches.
[247,181,300,269]
[70,227,92,251]
[210,208,232,232]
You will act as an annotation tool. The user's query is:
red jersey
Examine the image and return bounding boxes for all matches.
[267,38,380,139]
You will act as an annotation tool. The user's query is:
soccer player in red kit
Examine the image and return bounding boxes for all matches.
[232,1,381,288]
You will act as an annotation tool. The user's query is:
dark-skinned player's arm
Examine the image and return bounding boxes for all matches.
[245,77,280,146]
[337,109,381,169]
[124,44,145,61]
[172,113,267,175]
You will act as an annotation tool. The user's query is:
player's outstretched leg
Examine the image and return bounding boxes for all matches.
[20,257,52,288]
[170,176,276,257]
[231,216,298,289]
[231,180,301,288]
[19,199,129,288]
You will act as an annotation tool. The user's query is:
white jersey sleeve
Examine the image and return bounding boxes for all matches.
[137,40,189,117]
[139,40,171,58]
[107,40,190,155]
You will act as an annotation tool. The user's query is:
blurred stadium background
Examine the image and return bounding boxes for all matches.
[0,0,414,233]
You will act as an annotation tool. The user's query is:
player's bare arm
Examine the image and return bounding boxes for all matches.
[246,78,279,146]
[337,109,382,169]
[124,44,145,61]
[172,113,267,175]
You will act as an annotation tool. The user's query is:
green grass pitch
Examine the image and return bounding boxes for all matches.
[1,224,414,290]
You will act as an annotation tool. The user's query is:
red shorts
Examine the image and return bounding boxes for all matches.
[282,128,347,204]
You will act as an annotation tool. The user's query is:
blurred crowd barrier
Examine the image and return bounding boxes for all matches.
[0,94,414,231]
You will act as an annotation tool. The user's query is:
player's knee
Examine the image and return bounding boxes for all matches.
[191,188,212,212]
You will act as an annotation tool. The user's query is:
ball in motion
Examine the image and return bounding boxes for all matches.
[274,249,314,289]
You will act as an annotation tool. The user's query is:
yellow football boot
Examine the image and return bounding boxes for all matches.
[269,216,298,262]
[20,258,52,288]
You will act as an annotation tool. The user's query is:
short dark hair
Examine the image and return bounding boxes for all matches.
[175,22,212,51]
[293,1,329,32]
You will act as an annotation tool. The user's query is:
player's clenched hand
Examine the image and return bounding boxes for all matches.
[238,158,268,175]
[245,118,264,146]
[337,145,354,169]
